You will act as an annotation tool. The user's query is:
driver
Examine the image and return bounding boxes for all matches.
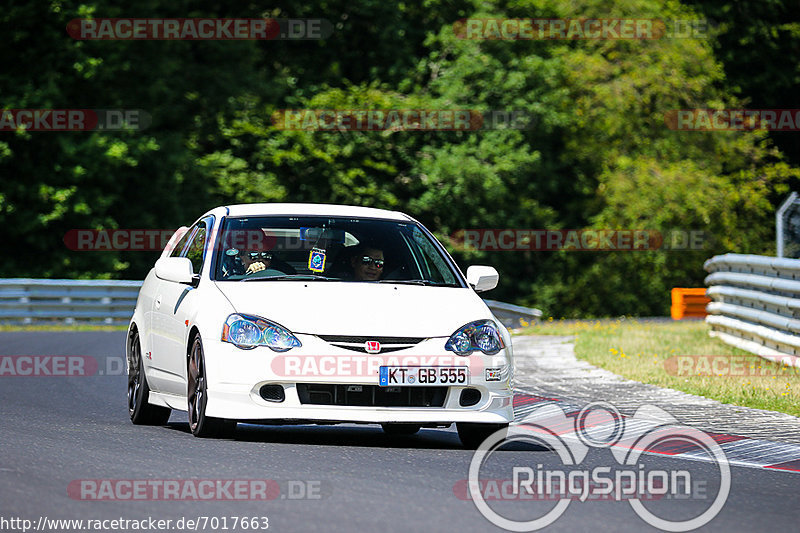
[241,251,272,275]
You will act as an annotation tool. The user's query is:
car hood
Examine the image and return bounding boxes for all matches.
[213,281,494,337]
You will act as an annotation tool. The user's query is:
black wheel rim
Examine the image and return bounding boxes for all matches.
[127,333,141,415]
[188,339,204,432]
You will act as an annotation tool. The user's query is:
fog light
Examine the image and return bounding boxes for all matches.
[459,388,482,407]
[259,384,285,402]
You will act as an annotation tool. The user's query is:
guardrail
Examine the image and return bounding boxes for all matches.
[0,279,142,325]
[0,279,542,328]
[483,299,543,329]
[704,254,800,366]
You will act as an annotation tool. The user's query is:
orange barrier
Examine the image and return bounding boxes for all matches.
[671,288,710,320]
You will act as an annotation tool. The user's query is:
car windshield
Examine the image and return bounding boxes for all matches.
[213,216,463,286]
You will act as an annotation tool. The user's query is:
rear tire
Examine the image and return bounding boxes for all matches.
[188,335,236,438]
[128,330,171,425]
[381,423,421,436]
[457,422,508,449]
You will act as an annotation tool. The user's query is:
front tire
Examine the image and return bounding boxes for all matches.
[128,330,171,425]
[457,422,508,449]
[188,335,236,438]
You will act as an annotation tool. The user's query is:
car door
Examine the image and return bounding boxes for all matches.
[144,226,192,392]
[149,217,212,396]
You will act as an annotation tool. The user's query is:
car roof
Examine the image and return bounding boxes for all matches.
[216,203,413,221]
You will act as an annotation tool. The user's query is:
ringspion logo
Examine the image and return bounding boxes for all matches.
[468,402,730,531]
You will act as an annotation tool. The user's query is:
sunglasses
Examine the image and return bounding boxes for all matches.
[361,256,384,268]
[248,252,272,260]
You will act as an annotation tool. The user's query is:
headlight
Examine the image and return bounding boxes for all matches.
[445,319,505,356]
[221,313,302,352]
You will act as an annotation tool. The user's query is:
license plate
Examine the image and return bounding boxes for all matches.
[379,366,469,387]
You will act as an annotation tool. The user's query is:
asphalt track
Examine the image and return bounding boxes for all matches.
[1,331,798,532]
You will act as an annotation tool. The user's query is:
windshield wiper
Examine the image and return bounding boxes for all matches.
[377,279,440,286]
[241,274,341,282]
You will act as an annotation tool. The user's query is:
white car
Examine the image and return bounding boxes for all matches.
[127,203,514,447]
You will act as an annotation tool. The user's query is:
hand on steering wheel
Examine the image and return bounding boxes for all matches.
[245,262,267,275]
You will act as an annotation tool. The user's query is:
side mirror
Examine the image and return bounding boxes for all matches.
[466,265,499,293]
[155,257,197,285]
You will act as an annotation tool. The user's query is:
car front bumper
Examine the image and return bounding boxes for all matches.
[202,335,514,424]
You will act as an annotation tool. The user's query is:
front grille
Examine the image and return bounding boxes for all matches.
[317,334,426,354]
[296,384,446,407]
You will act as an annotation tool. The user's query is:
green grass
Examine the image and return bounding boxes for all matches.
[518,318,800,418]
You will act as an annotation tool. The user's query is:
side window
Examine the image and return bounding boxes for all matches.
[184,222,208,275]
[169,228,192,258]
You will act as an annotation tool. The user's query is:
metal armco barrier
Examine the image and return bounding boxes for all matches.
[482,299,543,328]
[0,279,542,328]
[704,254,800,367]
[0,279,143,325]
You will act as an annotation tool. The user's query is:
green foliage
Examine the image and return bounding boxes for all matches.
[683,0,800,168]
[1,0,797,316]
